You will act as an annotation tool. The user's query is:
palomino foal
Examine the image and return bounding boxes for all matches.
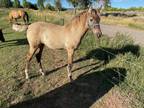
[25,8,102,81]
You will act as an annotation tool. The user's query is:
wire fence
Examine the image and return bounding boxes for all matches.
[90,36,143,107]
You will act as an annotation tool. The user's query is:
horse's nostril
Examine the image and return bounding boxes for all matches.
[94,25,97,28]
[100,32,102,36]
[97,32,102,38]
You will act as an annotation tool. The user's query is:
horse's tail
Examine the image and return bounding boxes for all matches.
[25,12,29,24]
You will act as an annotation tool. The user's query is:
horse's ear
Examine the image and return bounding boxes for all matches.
[88,6,92,13]
[97,5,103,14]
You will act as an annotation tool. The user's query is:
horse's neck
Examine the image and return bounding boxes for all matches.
[65,13,88,40]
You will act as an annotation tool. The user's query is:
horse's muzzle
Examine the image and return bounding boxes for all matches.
[92,29,102,38]
[96,32,102,38]
[92,25,102,38]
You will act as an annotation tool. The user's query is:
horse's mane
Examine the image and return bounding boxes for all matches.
[65,10,87,27]
[72,10,87,20]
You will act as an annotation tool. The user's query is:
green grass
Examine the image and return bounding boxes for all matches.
[0,9,144,108]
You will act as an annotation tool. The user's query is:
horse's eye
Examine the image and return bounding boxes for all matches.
[90,18,93,22]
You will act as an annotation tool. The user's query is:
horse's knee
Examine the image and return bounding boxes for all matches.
[26,52,33,62]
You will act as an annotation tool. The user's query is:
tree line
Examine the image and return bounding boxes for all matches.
[0,0,111,10]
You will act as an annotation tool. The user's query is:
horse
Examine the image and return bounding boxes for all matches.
[0,29,5,42]
[9,10,29,24]
[25,7,102,81]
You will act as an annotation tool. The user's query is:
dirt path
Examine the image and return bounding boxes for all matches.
[101,24,144,45]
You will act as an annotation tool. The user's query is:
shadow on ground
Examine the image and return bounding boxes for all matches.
[0,38,28,48]
[84,44,140,64]
[45,44,139,76]
[9,67,126,108]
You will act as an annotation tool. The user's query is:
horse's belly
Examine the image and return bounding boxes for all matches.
[45,42,64,49]
[42,35,64,49]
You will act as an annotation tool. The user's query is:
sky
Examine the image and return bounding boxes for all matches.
[111,0,144,8]
[20,0,144,9]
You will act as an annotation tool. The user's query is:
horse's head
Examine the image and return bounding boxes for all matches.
[86,7,102,38]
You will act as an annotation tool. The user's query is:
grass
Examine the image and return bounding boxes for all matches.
[0,9,144,108]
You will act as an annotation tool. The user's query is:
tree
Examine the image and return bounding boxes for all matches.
[4,0,12,8]
[13,0,20,8]
[37,0,45,10]
[55,0,62,12]
[29,3,38,10]
[67,0,79,14]
[22,0,29,8]
[45,3,55,11]
[79,0,93,9]
[0,0,12,8]
[105,0,111,8]
[96,0,111,9]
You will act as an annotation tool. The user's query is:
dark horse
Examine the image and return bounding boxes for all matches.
[0,29,5,42]
[9,10,29,24]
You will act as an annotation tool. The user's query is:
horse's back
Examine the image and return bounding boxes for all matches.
[27,22,48,37]
[27,21,66,49]
[9,10,25,18]
[27,21,63,37]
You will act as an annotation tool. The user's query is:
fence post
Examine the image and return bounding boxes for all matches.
[62,18,64,25]
[45,16,47,22]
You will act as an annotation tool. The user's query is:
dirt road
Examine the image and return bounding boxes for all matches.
[101,24,144,45]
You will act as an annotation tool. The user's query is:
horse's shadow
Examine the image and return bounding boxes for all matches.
[6,38,28,45]
[0,38,28,48]
[85,44,140,64]
[9,67,127,108]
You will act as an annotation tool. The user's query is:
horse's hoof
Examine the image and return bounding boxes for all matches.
[69,76,73,82]
[41,72,45,76]
[26,76,29,79]
[39,69,45,76]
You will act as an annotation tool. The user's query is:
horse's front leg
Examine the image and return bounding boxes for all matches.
[25,47,37,79]
[23,17,26,24]
[9,18,13,24]
[14,18,17,23]
[67,48,74,81]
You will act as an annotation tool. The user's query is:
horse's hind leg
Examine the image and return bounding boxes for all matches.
[67,48,74,81]
[36,44,45,76]
[23,17,26,24]
[14,18,17,23]
[9,17,13,24]
[25,47,37,79]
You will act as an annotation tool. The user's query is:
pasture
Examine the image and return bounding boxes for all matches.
[101,12,144,30]
[0,9,144,108]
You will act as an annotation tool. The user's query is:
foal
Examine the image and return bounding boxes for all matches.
[25,7,102,81]
[9,10,29,24]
